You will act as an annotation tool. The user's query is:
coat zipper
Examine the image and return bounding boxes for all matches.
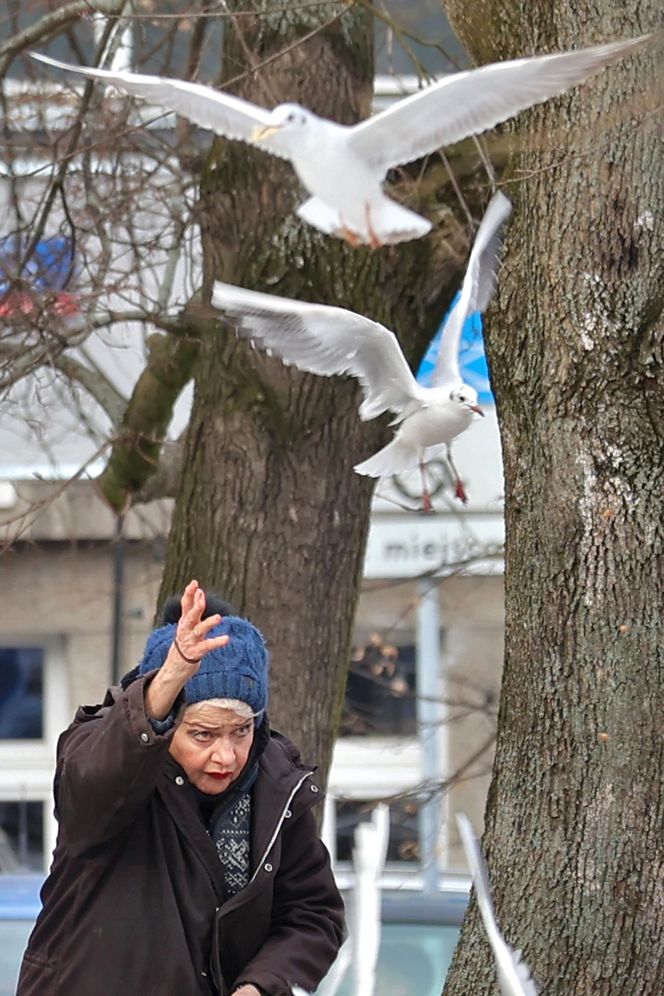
[210,770,314,992]
[248,771,312,885]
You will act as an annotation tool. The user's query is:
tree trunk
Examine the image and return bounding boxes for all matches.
[442,2,663,994]
[157,1,479,780]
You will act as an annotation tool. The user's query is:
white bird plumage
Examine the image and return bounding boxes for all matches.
[457,814,538,996]
[32,36,647,246]
[212,191,512,507]
[350,805,390,996]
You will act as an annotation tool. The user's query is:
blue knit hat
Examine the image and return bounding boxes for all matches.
[138,616,269,715]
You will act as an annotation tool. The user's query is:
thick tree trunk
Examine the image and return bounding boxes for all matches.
[157,2,480,780]
[442,3,663,994]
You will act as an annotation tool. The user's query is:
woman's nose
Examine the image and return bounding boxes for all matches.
[210,739,235,766]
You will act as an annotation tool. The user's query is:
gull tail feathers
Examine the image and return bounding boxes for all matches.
[296,197,343,236]
[360,198,432,245]
[297,196,431,246]
[354,438,419,477]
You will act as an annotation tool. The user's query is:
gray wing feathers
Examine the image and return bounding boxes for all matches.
[350,37,649,175]
[29,52,287,155]
[431,191,511,387]
[457,814,539,996]
[471,192,513,314]
[212,283,420,419]
[457,814,500,934]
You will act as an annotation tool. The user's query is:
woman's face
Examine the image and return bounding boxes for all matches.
[169,703,254,794]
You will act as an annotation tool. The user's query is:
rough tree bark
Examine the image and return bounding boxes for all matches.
[155,1,487,779]
[442,2,663,994]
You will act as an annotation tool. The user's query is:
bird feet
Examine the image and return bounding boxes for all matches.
[338,225,362,248]
[365,206,383,249]
[454,479,468,505]
[337,209,383,249]
[421,491,433,513]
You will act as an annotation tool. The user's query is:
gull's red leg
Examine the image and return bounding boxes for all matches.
[365,205,383,249]
[447,445,468,505]
[419,460,433,513]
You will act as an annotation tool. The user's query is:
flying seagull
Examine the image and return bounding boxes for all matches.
[32,36,647,247]
[212,190,512,510]
[457,813,538,996]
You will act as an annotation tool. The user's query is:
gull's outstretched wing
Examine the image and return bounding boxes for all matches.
[457,814,539,996]
[30,52,291,159]
[348,36,649,176]
[432,191,512,388]
[212,282,421,420]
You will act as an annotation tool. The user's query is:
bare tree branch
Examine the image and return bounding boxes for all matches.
[52,350,127,425]
[0,0,127,77]
[95,322,201,511]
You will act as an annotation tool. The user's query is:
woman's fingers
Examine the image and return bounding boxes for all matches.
[177,605,226,654]
[183,586,205,630]
[200,633,230,653]
[179,579,199,617]
[173,581,229,662]
[192,612,221,639]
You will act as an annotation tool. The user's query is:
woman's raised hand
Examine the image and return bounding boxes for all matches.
[172,579,229,672]
[145,580,229,721]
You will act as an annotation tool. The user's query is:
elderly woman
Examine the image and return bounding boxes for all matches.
[18,580,345,996]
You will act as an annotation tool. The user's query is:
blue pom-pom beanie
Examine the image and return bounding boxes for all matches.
[138,616,269,715]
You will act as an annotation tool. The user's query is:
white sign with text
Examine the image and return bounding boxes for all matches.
[363,512,504,579]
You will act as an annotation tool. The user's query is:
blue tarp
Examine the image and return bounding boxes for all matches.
[0,235,74,293]
[416,292,494,406]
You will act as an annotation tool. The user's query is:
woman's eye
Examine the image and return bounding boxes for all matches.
[192,731,212,742]
[234,724,252,739]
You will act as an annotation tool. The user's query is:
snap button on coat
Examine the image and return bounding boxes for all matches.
[175,775,185,786]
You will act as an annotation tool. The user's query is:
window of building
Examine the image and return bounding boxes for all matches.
[335,798,421,866]
[0,800,44,871]
[0,648,44,740]
[1,2,96,78]
[374,0,469,76]
[2,2,468,81]
[0,639,68,872]
[341,639,416,737]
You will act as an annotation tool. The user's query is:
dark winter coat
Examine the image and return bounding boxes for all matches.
[17,675,345,996]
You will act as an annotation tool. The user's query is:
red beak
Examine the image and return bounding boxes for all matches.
[470,404,485,417]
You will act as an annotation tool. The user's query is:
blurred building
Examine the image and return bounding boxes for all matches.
[0,412,504,881]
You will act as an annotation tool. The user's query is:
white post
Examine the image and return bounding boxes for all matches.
[416,578,442,893]
[350,804,390,996]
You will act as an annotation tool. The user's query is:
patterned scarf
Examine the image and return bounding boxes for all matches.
[212,792,252,898]
[195,718,270,901]
[204,746,263,900]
